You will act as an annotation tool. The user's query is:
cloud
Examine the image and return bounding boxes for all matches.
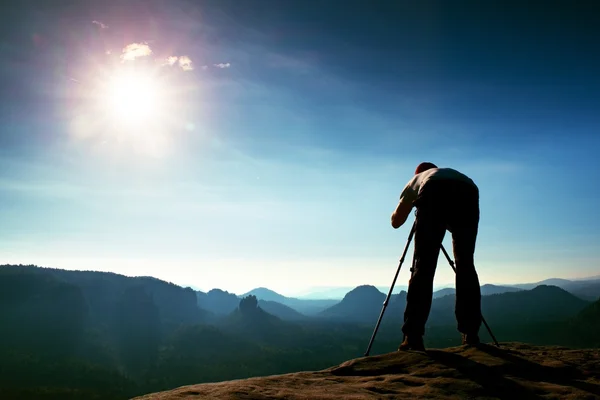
[116,42,196,72]
[178,56,193,71]
[120,42,153,61]
[165,56,179,66]
[214,63,231,69]
[92,20,108,29]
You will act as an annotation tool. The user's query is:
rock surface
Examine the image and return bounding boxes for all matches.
[134,342,600,399]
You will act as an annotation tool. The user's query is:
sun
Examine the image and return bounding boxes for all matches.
[82,65,179,157]
[100,70,164,126]
[68,59,195,158]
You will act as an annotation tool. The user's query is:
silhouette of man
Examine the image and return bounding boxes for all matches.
[391,162,482,351]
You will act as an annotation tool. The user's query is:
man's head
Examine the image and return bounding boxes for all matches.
[415,162,437,175]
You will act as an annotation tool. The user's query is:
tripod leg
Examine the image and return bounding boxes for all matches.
[440,245,500,347]
[364,222,416,357]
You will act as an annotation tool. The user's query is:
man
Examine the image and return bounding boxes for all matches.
[391,162,482,351]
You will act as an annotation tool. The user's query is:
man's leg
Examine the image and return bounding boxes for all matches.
[450,190,482,339]
[401,204,446,340]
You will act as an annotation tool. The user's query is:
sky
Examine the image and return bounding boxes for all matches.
[1,0,599,297]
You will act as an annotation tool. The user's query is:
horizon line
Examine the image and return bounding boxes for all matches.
[2,263,599,299]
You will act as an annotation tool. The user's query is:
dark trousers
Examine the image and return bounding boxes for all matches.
[402,179,482,337]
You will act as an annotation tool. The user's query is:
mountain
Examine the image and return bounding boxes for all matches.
[133,343,600,400]
[319,285,385,323]
[0,269,88,357]
[0,264,209,332]
[282,298,340,316]
[569,282,600,301]
[512,278,574,290]
[480,284,524,296]
[196,289,240,315]
[258,300,307,321]
[507,278,600,301]
[217,295,303,347]
[240,287,339,315]
[319,285,407,324]
[294,287,370,300]
[296,286,408,300]
[432,284,523,299]
[428,285,591,328]
[567,297,600,348]
[432,287,456,298]
[242,287,288,303]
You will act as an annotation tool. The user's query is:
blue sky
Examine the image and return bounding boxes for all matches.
[1,0,599,296]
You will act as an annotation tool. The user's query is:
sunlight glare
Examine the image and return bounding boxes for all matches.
[67,58,197,160]
[102,71,162,126]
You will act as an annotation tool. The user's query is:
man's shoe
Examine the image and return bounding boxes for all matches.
[398,335,426,352]
[461,333,480,346]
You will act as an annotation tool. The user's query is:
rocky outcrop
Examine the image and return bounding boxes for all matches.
[134,342,600,399]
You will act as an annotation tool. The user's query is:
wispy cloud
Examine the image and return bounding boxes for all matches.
[158,55,194,71]
[120,42,153,61]
[92,20,108,29]
[164,56,179,66]
[178,56,193,71]
[115,41,226,73]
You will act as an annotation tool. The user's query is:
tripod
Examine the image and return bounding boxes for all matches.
[364,220,499,357]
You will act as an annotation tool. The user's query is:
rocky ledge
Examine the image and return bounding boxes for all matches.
[134,342,600,399]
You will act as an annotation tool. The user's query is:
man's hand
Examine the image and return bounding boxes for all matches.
[391,212,401,229]
[391,198,412,229]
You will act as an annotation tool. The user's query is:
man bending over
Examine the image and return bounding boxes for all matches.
[391,162,482,351]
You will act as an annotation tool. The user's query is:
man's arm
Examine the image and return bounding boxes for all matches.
[391,197,413,229]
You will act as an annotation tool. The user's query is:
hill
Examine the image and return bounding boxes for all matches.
[432,287,456,298]
[280,297,340,316]
[196,289,240,315]
[319,285,384,323]
[0,264,209,331]
[319,285,406,324]
[480,284,524,296]
[432,284,522,299]
[258,299,307,321]
[216,295,305,347]
[482,285,590,323]
[133,342,600,399]
[510,278,600,301]
[240,287,339,315]
[318,284,588,328]
[567,297,600,348]
[241,287,288,303]
[428,285,590,328]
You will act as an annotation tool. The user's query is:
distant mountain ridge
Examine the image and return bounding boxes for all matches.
[317,284,591,327]
[234,276,600,309]
[237,287,339,316]
[242,287,288,303]
[432,284,523,299]
[506,277,600,301]
[429,285,591,329]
